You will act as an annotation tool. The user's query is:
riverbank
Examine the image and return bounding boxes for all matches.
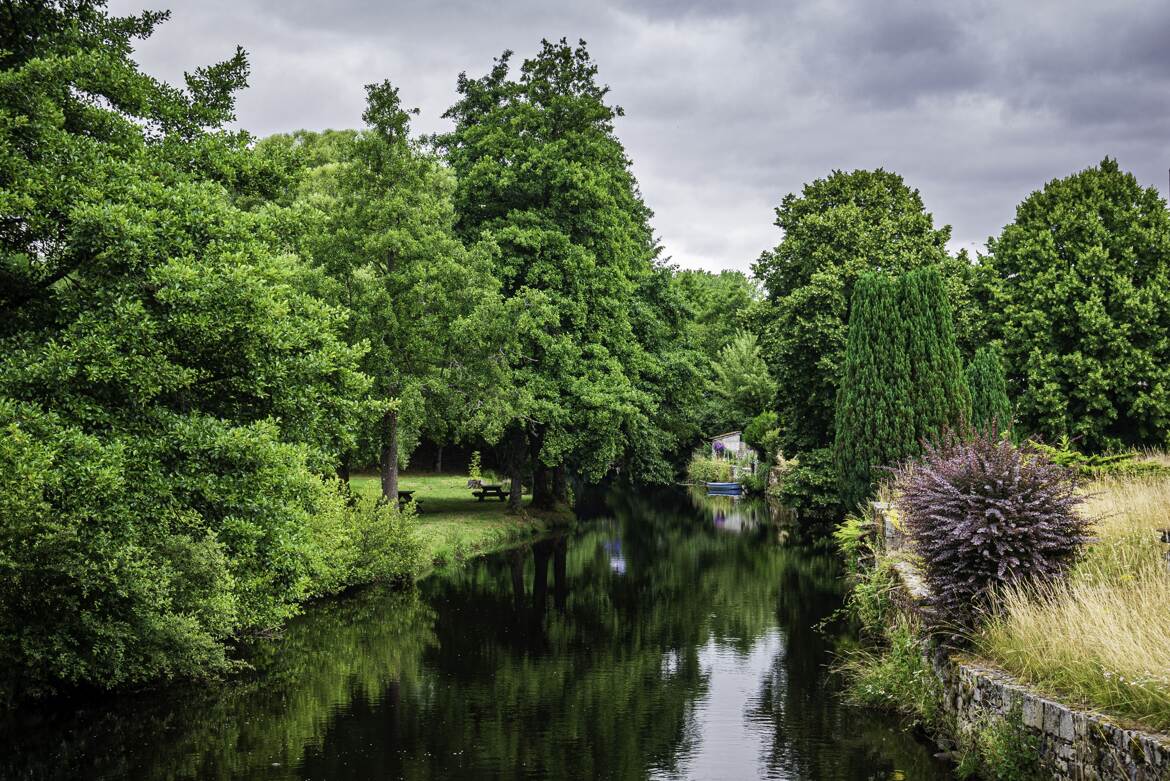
[349,473,575,573]
[846,494,1170,780]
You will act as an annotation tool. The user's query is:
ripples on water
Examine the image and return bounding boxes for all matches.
[1,488,954,780]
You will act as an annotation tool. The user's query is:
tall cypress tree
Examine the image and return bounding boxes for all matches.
[834,274,915,510]
[967,345,1012,433]
[901,267,971,445]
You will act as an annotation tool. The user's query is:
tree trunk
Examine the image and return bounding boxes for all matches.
[532,462,554,510]
[508,426,524,513]
[434,444,443,474]
[553,465,568,505]
[380,409,399,503]
[336,451,351,485]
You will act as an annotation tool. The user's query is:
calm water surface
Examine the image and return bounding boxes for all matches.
[2,489,954,780]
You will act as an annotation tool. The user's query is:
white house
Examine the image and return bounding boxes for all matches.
[711,431,748,458]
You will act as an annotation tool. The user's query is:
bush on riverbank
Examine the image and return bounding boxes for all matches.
[895,433,1089,630]
[686,452,733,483]
[0,403,419,700]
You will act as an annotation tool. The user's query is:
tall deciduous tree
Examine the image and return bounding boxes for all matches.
[833,274,915,510]
[984,158,1170,451]
[442,39,676,508]
[0,1,387,693]
[752,169,974,456]
[262,86,506,500]
[966,345,1012,434]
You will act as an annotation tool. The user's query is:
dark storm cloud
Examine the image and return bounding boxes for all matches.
[109,0,1170,270]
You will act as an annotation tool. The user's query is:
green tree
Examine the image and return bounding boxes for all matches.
[672,270,757,359]
[966,345,1012,434]
[833,274,915,510]
[262,85,504,500]
[710,331,777,431]
[442,39,679,507]
[900,267,971,444]
[0,1,409,696]
[984,158,1170,450]
[752,169,973,456]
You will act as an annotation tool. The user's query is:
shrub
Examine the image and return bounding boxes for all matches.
[686,452,732,483]
[895,432,1090,631]
[303,486,421,597]
[775,447,845,519]
[743,411,780,459]
[1029,435,1170,480]
[833,513,873,575]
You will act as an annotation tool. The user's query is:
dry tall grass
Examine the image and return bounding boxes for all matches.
[975,475,1170,732]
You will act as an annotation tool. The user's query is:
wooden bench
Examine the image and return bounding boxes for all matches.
[472,484,510,502]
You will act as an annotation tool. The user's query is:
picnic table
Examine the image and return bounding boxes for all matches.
[398,490,420,512]
[472,483,510,502]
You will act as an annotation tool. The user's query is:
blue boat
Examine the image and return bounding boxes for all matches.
[705,481,743,495]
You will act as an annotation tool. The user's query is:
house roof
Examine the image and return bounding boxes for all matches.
[711,431,742,440]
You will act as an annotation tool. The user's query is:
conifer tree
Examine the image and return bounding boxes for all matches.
[966,345,1012,433]
[901,267,971,445]
[834,274,915,510]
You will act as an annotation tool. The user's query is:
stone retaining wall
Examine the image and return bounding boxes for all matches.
[872,503,1170,781]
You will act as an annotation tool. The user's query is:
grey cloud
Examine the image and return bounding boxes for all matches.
[110,0,1170,271]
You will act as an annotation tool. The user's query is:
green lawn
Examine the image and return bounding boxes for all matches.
[349,472,570,572]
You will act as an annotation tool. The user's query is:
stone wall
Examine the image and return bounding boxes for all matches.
[872,503,1170,781]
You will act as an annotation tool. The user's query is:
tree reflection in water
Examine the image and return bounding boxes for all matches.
[0,488,953,780]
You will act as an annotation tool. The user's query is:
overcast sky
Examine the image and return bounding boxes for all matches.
[109,0,1170,273]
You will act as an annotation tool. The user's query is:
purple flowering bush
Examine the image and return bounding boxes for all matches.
[895,432,1090,631]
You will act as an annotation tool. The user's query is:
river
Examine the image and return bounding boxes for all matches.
[1,488,954,780]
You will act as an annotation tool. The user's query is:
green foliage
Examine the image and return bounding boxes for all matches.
[955,705,1041,781]
[901,267,971,444]
[841,617,942,730]
[984,158,1170,451]
[302,488,421,597]
[442,39,703,488]
[774,447,844,520]
[833,274,916,510]
[710,331,777,431]
[1029,436,1170,479]
[468,451,483,481]
[686,453,733,483]
[752,168,976,456]
[834,270,970,509]
[0,2,416,697]
[263,83,501,498]
[744,411,781,459]
[967,345,1013,434]
[832,514,873,576]
[672,270,758,359]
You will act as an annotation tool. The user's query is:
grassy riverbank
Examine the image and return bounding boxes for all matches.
[349,473,572,571]
[974,474,1170,732]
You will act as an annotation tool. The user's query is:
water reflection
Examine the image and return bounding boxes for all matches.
[0,488,954,780]
[688,486,769,534]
